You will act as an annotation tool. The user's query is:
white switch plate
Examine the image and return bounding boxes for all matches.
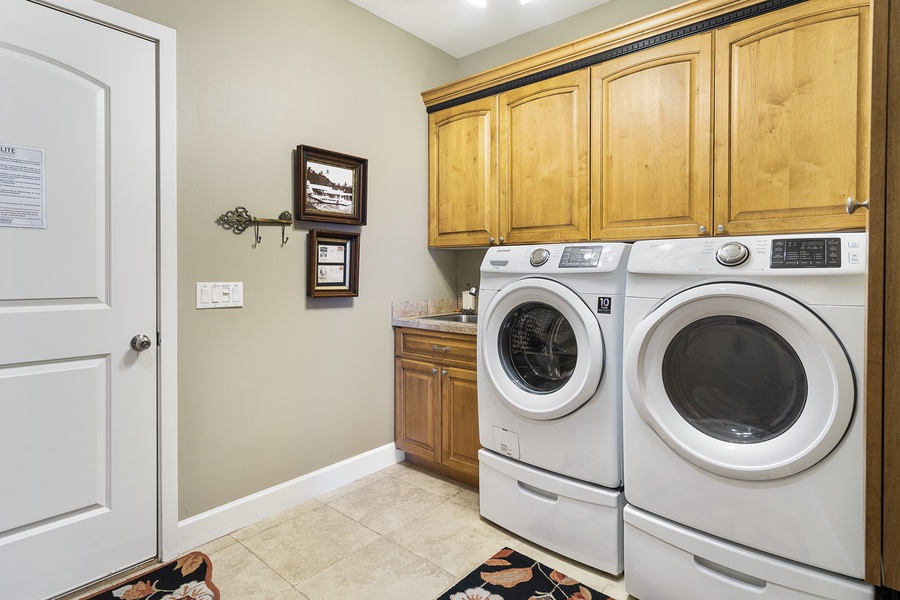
[196,282,243,309]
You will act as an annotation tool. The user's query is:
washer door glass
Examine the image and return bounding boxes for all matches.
[662,315,807,443]
[480,278,605,421]
[625,282,855,480]
[501,302,577,393]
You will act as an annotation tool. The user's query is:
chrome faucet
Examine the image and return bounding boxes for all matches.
[462,284,478,314]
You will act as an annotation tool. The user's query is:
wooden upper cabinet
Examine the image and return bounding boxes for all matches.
[591,34,713,240]
[499,71,591,244]
[428,97,498,247]
[713,0,870,235]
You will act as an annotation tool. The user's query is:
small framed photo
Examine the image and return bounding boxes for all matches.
[307,229,360,298]
[295,145,367,226]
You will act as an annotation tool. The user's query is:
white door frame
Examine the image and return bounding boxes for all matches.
[29,0,179,562]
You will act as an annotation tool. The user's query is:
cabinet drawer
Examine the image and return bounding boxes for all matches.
[395,328,476,364]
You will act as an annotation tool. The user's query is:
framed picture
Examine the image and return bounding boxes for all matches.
[295,145,367,225]
[307,229,360,298]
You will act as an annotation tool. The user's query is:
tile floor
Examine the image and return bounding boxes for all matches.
[67,461,629,600]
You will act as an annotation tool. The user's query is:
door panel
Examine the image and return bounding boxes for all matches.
[441,366,480,477]
[0,357,109,533]
[395,358,441,462]
[500,71,591,244]
[428,98,498,247]
[592,34,713,240]
[713,0,870,234]
[0,2,158,598]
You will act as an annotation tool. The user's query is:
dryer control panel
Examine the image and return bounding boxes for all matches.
[771,237,842,268]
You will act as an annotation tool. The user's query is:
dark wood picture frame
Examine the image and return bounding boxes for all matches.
[307,229,360,298]
[295,145,367,225]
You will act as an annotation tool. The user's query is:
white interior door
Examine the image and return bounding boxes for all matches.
[0,1,158,598]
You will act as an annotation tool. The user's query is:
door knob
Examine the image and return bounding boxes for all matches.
[131,334,153,352]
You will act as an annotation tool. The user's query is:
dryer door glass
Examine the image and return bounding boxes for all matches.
[500,302,576,393]
[661,315,807,443]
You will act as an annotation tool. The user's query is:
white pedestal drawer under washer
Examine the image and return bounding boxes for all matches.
[622,233,872,598]
[477,243,630,575]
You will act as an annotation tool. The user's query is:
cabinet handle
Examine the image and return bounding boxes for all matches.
[489,237,495,244]
[431,367,438,374]
[717,224,725,234]
[846,197,870,214]
[499,236,505,243]
[441,369,448,376]
[432,344,451,352]
[699,225,707,234]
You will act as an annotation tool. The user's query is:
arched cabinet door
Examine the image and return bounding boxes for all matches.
[713,0,870,235]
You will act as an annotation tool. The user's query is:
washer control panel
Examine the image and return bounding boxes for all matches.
[559,246,603,268]
[771,237,841,268]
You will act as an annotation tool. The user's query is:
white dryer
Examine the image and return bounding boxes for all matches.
[622,233,873,600]
[477,243,630,575]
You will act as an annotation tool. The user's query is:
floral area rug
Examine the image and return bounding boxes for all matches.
[438,548,611,600]
[81,551,219,600]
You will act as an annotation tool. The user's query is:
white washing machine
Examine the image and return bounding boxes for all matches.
[622,233,873,599]
[477,242,630,575]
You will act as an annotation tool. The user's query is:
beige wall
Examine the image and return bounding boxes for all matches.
[97,0,457,519]
[457,0,677,77]
[95,0,671,521]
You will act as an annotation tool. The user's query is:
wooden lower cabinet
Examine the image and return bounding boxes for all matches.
[394,328,480,486]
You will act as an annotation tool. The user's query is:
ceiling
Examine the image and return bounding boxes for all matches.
[346,0,613,58]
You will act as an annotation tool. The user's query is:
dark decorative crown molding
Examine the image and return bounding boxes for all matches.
[426,0,809,114]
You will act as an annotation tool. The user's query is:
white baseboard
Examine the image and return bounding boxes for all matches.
[176,443,404,554]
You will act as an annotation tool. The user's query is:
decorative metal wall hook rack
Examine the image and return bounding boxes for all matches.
[217,206,293,246]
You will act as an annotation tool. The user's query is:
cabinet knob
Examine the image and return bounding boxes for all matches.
[699,225,707,234]
[489,237,495,244]
[431,367,438,374]
[441,369,448,376]
[499,236,505,243]
[717,224,725,234]
[846,197,870,214]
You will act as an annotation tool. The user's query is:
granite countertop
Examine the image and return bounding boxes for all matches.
[391,299,477,335]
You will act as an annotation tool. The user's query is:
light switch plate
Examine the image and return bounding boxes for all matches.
[196,282,243,309]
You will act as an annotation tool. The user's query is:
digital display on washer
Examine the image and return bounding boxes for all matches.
[559,246,602,268]
[770,238,840,268]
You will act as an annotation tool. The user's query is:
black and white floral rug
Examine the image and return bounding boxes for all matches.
[82,551,219,600]
[438,547,611,600]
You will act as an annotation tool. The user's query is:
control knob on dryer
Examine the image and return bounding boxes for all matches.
[530,248,550,267]
[716,241,750,266]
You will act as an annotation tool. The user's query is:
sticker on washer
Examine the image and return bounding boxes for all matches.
[597,297,612,314]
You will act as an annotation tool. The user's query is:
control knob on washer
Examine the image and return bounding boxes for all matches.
[716,241,750,266]
[530,248,550,267]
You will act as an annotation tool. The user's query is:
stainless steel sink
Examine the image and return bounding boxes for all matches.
[423,313,477,324]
